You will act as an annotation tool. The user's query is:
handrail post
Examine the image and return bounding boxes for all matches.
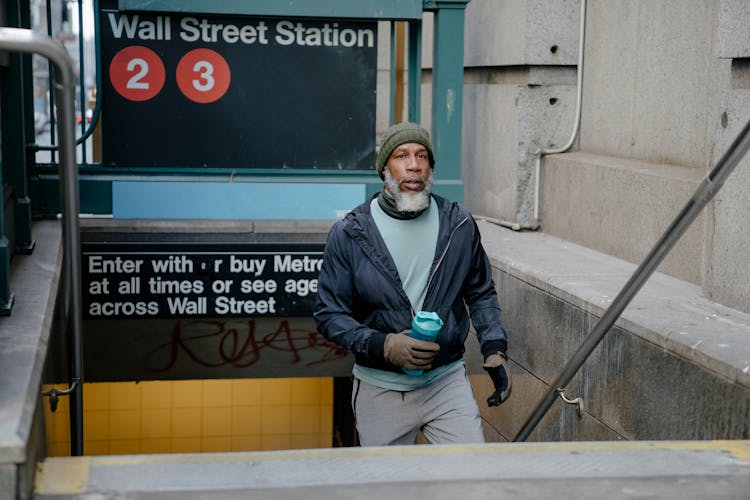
[0,27,84,455]
[514,117,750,442]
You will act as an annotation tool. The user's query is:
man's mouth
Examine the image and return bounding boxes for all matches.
[400,177,425,191]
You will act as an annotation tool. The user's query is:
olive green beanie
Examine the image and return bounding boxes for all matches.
[375,122,435,179]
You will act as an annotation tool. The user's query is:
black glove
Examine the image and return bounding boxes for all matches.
[384,331,440,371]
[483,352,512,406]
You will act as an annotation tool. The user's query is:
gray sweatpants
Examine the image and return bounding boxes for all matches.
[352,363,485,446]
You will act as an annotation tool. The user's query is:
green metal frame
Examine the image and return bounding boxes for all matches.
[118,0,425,20]
[0,0,36,314]
[28,0,471,215]
[17,0,34,253]
[427,0,470,193]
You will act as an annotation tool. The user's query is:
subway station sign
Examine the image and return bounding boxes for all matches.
[99,0,377,169]
[82,242,325,319]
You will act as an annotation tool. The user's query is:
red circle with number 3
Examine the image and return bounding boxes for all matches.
[176,49,231,104]
[109,46,166,102]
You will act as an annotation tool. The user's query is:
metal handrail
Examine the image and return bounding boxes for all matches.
[513,117,750,442]
[0,27,84,455]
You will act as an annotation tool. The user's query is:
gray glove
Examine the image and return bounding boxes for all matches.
[384,330,440,371]
[484,352,512,406]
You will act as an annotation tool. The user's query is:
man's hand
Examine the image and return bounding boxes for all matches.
[484,352,512,406]
[384,331,440,371]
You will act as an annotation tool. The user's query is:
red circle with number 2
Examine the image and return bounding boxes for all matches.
[109,46,166,102]
[176,48,231,104]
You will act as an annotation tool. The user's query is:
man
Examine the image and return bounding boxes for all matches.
[314,122,511,446]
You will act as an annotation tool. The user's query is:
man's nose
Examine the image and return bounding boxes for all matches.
[406,154,420,170]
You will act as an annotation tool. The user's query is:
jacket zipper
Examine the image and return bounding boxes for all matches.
[422,216,469,307]
[349,201,468,319]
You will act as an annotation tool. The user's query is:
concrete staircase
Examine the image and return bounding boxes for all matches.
[32,440,750,499]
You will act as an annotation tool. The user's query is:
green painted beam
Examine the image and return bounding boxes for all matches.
[31,176,114,217]
[430,0,469,204]
[407,20,422,123]
[389,21,397,124]
[118,0,424,20]
[0,238,14,315]
[30,174,462,218]
[13,0,35,253]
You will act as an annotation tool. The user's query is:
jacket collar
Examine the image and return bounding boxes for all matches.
[341,193,469,283]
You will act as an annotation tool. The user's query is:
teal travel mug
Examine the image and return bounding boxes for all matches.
[403,311,443,376]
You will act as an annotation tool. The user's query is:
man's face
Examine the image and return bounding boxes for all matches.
[383,142,433,213]
[384,142,432,194]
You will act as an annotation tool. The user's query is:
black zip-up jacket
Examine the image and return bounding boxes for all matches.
[314,193,508,374]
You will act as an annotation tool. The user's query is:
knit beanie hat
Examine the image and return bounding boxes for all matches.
[375,122,435,179]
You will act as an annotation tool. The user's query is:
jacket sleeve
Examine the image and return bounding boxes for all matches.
[313,222,388,364]
[461,217,508,358]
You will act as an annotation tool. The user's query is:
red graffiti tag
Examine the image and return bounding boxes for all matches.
[146,319,349,372]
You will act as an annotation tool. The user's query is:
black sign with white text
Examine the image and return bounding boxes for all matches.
[82,242,325,319]
[99,0,377,169]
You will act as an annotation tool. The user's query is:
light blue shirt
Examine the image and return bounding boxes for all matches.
[354,360,464,391]
[370,196,438,311]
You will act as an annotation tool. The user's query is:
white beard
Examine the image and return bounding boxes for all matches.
[384,169,433,213]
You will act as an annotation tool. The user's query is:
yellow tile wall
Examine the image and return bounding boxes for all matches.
[43,377,333,456]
